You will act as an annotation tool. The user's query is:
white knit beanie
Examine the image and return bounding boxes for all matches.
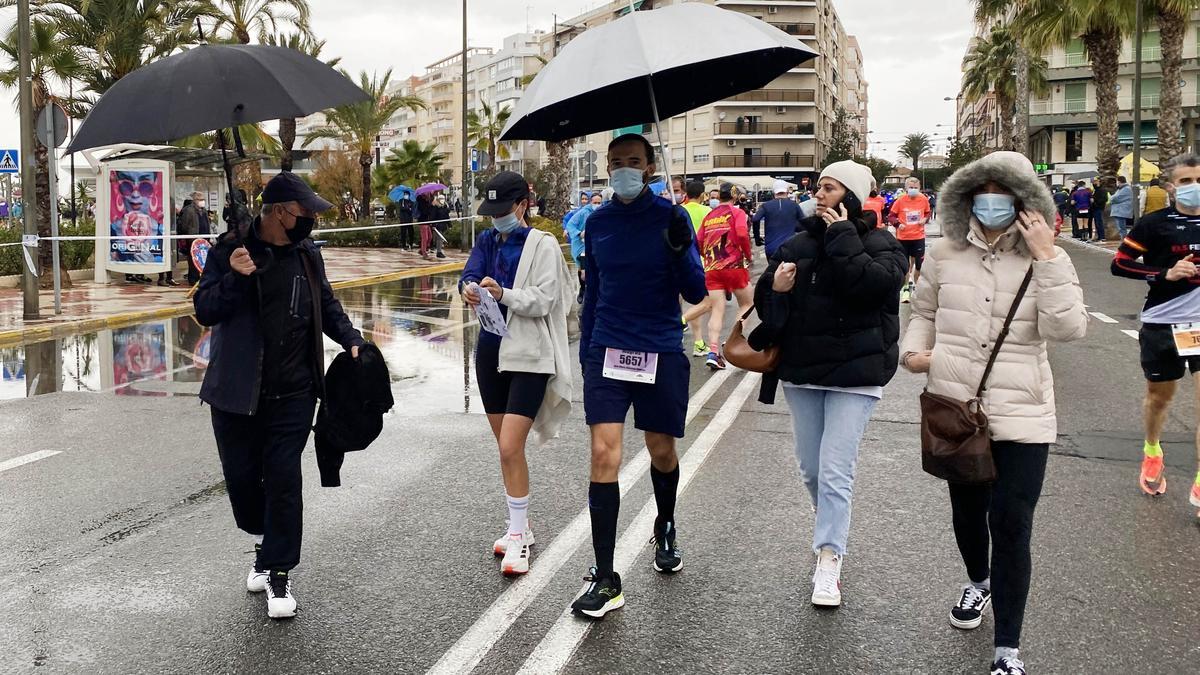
[818,160,873,205]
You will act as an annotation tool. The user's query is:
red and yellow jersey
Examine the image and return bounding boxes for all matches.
[698,204,752,272]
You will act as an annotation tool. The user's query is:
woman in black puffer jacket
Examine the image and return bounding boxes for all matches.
[749,159,907,609]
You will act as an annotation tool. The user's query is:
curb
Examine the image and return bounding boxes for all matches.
[0,260,466,349]
[1057,235,1118,256]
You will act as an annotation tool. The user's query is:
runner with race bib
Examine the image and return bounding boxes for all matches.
[573,133,707,619]
[889,176,932,303]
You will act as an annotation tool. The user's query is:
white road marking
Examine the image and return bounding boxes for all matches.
[0,450,62,474]
[426,368,735,675]
[1122,329,1140,339]
[516,372,762,675]
[1089,312,1119,324]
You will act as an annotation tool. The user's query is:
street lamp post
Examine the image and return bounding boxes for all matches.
[460,0,469,250]
[1131,0,1144,229]
[17,0,39,320]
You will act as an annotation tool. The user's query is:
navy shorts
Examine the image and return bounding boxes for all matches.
[583,346,690,438]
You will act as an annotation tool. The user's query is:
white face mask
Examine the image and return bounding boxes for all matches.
[609,167,647,200]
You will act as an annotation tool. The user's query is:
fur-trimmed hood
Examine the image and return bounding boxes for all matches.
[938,151,1056,253]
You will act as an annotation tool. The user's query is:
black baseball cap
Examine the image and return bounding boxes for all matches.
[478,170,530,217]
[262,171,334,213]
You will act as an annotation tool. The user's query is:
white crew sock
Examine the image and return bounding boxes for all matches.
[972,577,991,592]
[995,647,1019,662]
[506,494,529,537]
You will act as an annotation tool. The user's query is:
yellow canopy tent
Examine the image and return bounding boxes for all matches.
[1118,153,1161,182]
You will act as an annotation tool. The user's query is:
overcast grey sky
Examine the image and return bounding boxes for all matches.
[0,0,975,167]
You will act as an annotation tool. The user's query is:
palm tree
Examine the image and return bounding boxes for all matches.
[372,140,446,198]
[1019,0,1137,176]
[899,133,934,173]
[263,31,340,171]
[207,0,311,45]
[974,1,1034,153]
[27,0,215,112]
[467,101,512,170]
[302,69,425,219]
[962,23,1051,152]
[1153,0,1196,161]
[0,18,85,284]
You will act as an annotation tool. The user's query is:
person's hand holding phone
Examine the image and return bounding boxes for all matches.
[821,203,849,227]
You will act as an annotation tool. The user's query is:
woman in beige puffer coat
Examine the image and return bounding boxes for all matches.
[900,151,1087,675]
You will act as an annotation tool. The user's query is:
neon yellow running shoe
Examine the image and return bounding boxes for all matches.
[692,340,708,357]
[1139,455,1166,496]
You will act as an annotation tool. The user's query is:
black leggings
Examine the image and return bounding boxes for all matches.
[948,441,1049,649]
[475,338,549,419]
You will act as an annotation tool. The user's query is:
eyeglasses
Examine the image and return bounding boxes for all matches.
[116,178,156,198]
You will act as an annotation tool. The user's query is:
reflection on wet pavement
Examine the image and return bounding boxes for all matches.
[0,272,484,414]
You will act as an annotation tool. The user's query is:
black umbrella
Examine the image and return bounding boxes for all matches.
[499,3,818,144]
[67,44,368,154]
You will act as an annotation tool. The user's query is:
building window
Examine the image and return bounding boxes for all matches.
[1141,77,1161,108]
[693,111,710,131]
[1140,31,1161,61]
[692,144,710,163]
[1065,38,1086,66]
[1065,82,1088,113]
[1065,130,1083,162]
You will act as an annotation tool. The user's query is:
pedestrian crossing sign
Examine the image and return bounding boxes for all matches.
[0,150,17,173]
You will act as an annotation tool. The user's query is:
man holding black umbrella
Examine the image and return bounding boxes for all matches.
[572,133,707,619]
[194,172,366,620]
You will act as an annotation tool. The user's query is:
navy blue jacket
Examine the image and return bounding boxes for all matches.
[581,190,707,356]
[194,229,365,415]
[752,198,803,257]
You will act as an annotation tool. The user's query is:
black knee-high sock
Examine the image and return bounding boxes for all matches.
[588,481,620,576]
[650,464,680,530]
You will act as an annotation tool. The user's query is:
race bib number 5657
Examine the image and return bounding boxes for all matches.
[602,348,658,384]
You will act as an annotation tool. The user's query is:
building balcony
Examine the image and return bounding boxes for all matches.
[1029,91,1194,116]
[715,88,816,104]
[768,22,816,37]
[714,121,815,136]
[715,0,817,6]
[713,154,816,170]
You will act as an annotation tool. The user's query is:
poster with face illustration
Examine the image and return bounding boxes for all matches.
[109,169,166,265]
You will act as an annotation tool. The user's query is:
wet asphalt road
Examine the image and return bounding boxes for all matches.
[0,231,1198,674]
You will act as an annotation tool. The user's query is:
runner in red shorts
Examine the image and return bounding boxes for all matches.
[698,182,754,370]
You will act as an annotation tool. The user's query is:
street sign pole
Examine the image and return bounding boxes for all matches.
[17,0,39,320]
[1131,0,1144,232]
[44,106,61,315]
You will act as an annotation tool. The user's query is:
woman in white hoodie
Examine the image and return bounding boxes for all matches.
[461,171,574,576]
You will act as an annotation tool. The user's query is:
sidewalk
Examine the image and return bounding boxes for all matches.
[0,247,467,348]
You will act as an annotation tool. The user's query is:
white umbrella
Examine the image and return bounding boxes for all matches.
[499,2,817,149]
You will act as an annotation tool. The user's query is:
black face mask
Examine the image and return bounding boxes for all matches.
[285,212,315,244]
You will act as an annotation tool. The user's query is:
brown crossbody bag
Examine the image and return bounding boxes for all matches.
[919,267,1033,484]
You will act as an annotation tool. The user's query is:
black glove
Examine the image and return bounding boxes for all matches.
[664,208,695,257]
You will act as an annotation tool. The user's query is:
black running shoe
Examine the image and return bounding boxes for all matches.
[570,567,624,619]
[950,583,992,630]
[651,520,682,573]
[990,656,1026,675]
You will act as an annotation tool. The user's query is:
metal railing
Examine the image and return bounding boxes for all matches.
[1030,92,1189,115]
[726,88,816,103]
[713,154,816,169]
[768,22,816,36]
[715,121,815,135]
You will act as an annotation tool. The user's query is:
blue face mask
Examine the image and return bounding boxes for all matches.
[972,193,1018,230]
[709,199,720,208]
[907,188,920,198]
[1176,183,1200,209]
[493,212,520,234]
[610,167,647,200]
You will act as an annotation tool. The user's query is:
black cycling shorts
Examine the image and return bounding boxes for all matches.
[900,238,926,271]
[1139,323,1200,382]
[475,338,550,419]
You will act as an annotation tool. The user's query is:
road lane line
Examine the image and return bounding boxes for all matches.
[515,372,762,675]
[426,368,736,675]
[1089,312,1119,324]
[1122,329,1140,339]
[0,450,62,474]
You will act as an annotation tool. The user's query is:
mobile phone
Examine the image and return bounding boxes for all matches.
[840,191,862,214]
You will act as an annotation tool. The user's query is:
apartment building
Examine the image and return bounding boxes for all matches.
[545,0,869,191]
[958,12,1200,173]
[468,33,547,177]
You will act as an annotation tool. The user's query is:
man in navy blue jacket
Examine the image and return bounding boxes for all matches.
[752,180,803,257]
[571,134,707,619]
[194,172,365,620]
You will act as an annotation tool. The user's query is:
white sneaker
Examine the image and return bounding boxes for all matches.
[265,571,297,619]
[246,566,269,593]
[493,525,535,556]
[811,548,842,607]
[500,533,531,576]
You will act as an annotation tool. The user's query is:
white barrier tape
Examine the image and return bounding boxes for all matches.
[14,215,479,243]
[20,244,37,277]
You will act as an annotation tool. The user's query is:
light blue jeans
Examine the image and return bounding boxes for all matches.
[782,385,878,556]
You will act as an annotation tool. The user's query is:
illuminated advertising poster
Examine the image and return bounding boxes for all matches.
[109,168,166,265]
